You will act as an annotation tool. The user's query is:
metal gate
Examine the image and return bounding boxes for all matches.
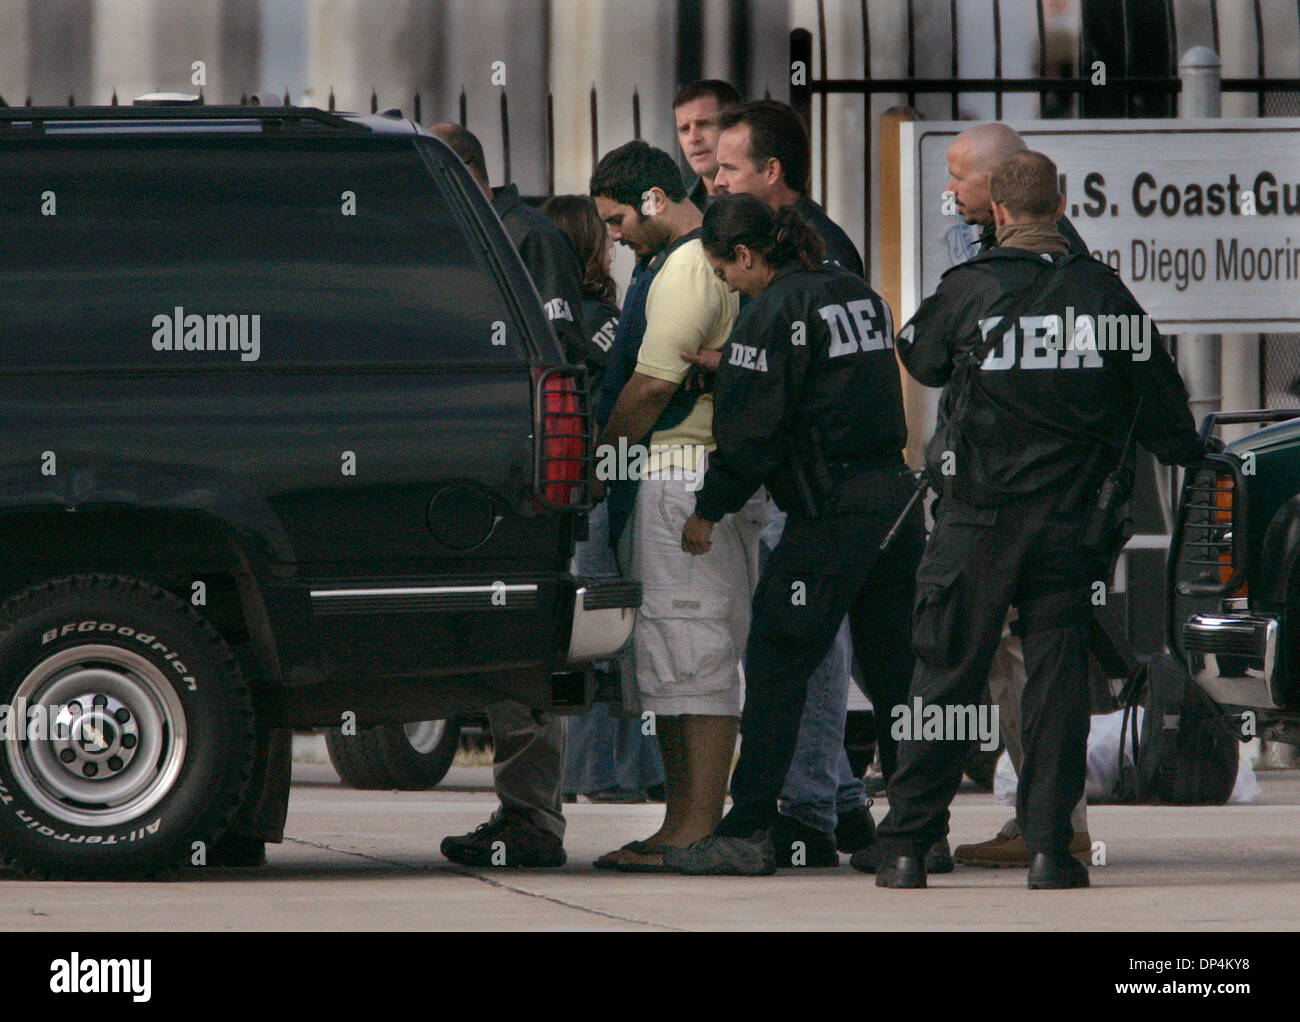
[789,0,1300,272]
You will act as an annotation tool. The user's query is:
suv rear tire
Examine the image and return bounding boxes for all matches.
[325,718,462,790]
[0,575,255,879]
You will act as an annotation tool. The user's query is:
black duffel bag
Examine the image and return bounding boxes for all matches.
[1114,653,1240,805]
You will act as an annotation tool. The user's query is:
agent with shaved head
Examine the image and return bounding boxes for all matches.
[944,122,1088,256]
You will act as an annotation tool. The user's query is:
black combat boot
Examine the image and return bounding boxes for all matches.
[874,851,927,888]
[1027,851,1090,889]
[834,802,875,854]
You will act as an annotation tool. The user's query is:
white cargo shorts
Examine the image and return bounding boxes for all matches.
[631,471,765,717]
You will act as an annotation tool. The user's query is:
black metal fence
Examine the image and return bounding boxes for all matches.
[326,84,647,198]
[0,81,648,202]
[8,1,1298,247]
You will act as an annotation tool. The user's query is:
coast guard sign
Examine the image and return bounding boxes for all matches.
[900,118,1300,332]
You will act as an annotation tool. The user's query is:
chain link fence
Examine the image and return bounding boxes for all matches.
[1246,89,1298,412]
[1263,337,1300,408]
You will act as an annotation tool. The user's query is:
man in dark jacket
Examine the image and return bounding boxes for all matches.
[873,151,1206,890]
[430,123,591,371]
[935,119,1097,868]
[713,100,864,277]
[430,122,584,869]
[673,79,742,212]
[934,122,1098,873]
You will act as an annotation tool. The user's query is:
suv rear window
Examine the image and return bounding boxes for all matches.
[0,135,523,368]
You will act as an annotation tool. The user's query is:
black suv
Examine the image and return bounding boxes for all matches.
[0,102,638,878]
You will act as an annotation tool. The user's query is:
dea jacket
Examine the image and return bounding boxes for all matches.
[695,263,907,521]
[896,246,1205,505]
[577,295,619,396]
[793,195,864,277]
[492,184,591,367]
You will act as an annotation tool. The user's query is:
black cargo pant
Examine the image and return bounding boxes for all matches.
[716,467,924,838]
[875,488,1097,857]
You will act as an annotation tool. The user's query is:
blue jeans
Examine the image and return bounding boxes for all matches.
[777,617,865,831]
[564,702,666,795]
[760,505,866,833]
[563,501,665,795]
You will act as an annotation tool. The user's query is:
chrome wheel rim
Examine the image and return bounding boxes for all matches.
[5,644,187,827]
[402,719,446,755]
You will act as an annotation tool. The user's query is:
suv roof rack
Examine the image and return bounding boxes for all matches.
[0,105,371,134]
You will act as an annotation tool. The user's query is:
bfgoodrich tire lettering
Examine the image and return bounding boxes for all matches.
[0,575,255,879]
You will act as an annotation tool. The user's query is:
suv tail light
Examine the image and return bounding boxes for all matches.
[532,366,590,510]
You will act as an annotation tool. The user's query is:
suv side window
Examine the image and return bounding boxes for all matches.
[0,135,524,368]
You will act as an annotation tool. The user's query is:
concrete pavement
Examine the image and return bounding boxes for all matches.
[2,762,1298,931]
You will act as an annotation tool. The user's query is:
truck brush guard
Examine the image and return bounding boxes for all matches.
[1169,410,1300,712]
[1171,454,1244,601]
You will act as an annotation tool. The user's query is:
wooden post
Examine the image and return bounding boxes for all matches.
[878,105,919,333]
[878,105,923,468]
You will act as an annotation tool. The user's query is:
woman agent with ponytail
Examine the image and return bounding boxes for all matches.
[666,194,925,875]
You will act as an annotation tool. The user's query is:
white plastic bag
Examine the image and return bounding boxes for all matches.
[992,749,1018,806]
[1228,756,1260,804]
[1085,708,1139,801]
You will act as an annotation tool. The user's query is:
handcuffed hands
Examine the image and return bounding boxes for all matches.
[680,348,723,372]
[680,348,722,391]
[681,512,714,555]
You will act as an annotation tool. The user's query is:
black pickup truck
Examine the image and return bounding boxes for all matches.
[1169,409,1300,747]
[0,101,638,878]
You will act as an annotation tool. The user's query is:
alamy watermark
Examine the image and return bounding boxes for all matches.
[1045,306,1152,362]
[594,438,709,491]
[50,954,151,1002]
[890,697,1000,751]
[0,699,75,741]
[975,309,1154,371]
[151,306,260,362]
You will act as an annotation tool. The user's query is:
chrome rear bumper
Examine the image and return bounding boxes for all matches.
[566,578,640,663]
[1183,613,1282,710]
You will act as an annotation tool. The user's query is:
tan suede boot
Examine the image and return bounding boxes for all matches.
[954,830,1091,868]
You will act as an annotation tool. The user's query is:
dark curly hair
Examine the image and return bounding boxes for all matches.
[701,193,825,273]
[542,195,616,303]
[589,140,687,210]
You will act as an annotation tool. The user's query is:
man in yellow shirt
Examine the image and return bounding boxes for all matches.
[591,142,766,871]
